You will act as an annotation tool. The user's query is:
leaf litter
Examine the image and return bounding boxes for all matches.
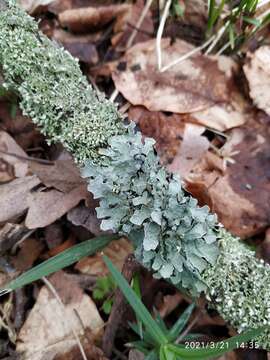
[0,1,270,359]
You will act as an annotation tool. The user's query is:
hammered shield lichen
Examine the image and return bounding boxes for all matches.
[82,125,220,294]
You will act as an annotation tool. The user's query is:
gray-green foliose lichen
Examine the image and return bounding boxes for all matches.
[0,0,125,164]
[82,124,220,295]
[203,230,270,349]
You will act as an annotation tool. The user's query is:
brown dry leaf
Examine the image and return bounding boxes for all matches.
[30,159,85,193]
[129,105,186,165]
[19,0,54,14]
[25,185,89,229]
[113,39,228,113]
[48,0,113,15]
[0,131,29,181]
[244,46,270,115]
[59,4,131,33]
[51,29,99,64]
[12,238,44,272]
[112,0,154,48]
[67,204,103,236]
[17,271,104,360]
[114,40,247,131]
[129,350,145,360]
[168,123,209,178]
[0,176,40,224]
[186,114,270,238]
[0,101,42,149]
[158,292,184,318]
[75,238,133,276]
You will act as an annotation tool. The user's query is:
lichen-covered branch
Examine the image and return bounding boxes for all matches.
[0,0,269,348]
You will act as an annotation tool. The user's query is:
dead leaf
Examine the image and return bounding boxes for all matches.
[30,159,85,193]
[0,131,29,180]
[19,0,54,14]
[17,271,104,360]
[58,4,131,33]
[113,38,230,114]
[25,185,89,229]
[67,204,104,236]
[75,238,133,276]
[12,238,44,272]
[168,123,209,177]
[158,292,184,318]
[0,223,29,253]
[48,0,112,15]
[129,105,185,165]
[129,350,145,360]
[114,40,247,131]
[0,176,40,224]
[51,29,99,64]
[0,101,42,150]
[112,0,154,48]
[244,46,270,115]
[186,114,270,238]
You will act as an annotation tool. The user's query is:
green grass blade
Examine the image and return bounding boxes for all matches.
[0,235,116,295]
[168,303,195,341]
[103,255,168,346]
[145,350,159,360]
[167,326,267,358]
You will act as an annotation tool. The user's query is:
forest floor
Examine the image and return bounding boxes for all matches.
[0,0,270,359]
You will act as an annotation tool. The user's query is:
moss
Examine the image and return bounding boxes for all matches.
[203,229,270,349]
[0,0,125,163]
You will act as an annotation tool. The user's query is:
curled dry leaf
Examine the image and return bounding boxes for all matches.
[0,176,40,224]
[168,123,209,178]
[129,105,185,165]
[114,40,247,131]
[30,159,85,193]
[0,131,29,181]
[186,114,270,238]
[75,238,133,276]
[0,101,41,150]
[112,0,154,48]
[67,204,104,236]
[17,271,104,360]
[244,46,270,116]
[51,29,99,64]
[19,0,54,14]
[59,4,131,33]
[25,186,89,229]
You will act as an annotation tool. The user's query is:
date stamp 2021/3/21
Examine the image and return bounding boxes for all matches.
[184,341,260,350]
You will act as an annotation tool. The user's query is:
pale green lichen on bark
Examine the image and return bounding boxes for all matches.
[82,124,220,295]
[0,0,125,164]
[203,230,270,348]
[0,0,269,349]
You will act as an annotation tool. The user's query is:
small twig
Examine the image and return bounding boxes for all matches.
[176,310,202,343]
[160,35,215,72]
[156,0,172,71]
[109,88,119,102]
[126,22,153,37]
[102,254,140,357]
[42,277,88,360]
[205,22,229,55]
[0,149,54,165]
[126,0,154,49]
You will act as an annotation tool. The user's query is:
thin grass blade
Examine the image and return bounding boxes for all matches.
[103,255,168,346]
[0,235,116,294]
